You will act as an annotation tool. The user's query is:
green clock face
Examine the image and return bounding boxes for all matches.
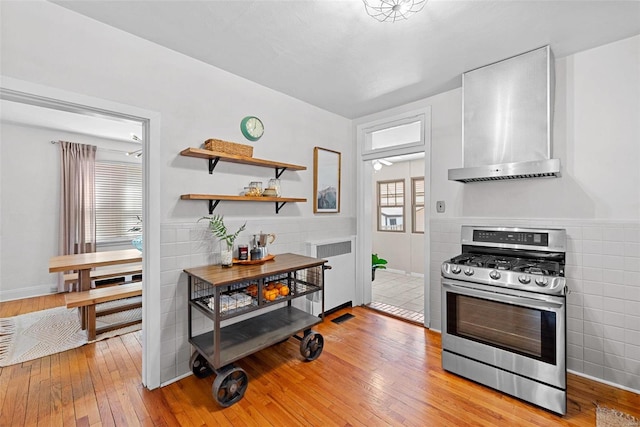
[240,116,264,141]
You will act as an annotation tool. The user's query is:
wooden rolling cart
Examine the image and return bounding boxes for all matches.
[183,253,328,407]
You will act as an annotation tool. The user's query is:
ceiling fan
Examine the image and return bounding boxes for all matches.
[372,158,393,170]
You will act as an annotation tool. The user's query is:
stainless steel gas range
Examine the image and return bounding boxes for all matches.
[441,226,567,415]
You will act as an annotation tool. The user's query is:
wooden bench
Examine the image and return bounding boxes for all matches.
[63,263,142,287]
[65,282,143,341]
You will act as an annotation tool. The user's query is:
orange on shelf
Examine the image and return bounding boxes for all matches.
[263,288,279,301]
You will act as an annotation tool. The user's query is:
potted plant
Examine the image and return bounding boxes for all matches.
[372,253,387,281]
[199,215,246,267]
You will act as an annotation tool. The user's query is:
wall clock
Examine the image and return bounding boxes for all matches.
[240,116,264,141]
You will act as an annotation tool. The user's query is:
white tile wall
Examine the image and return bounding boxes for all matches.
[157,215,639,391]
[430,218,640,392]
[158,216,356,384]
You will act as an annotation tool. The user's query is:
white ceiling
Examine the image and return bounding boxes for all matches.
[50,0,640,119]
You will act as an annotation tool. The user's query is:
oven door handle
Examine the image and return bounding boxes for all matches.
[442,281,564,311]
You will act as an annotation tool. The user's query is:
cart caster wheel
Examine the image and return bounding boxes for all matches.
[190,352,213,379]
[212,367,248,407]
[300,331,324,361]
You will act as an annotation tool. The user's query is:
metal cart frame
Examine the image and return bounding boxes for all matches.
[184,253,327,407]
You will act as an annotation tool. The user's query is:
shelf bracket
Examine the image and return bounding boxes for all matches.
[208,157,220,174]
[275,201,287,214]
[208,199,221,214]
[275,167,287,179]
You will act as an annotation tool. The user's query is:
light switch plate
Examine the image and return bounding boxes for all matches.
[436,200,445,213]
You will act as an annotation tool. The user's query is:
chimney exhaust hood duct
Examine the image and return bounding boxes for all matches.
[448,46,561,183]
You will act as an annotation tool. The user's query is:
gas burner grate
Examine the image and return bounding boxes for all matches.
[485,257,517,270]
[512,260,563,276]
[449,254,564,277]
[449,254,493,267]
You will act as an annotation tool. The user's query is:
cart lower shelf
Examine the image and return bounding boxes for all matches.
[190,305,322,368]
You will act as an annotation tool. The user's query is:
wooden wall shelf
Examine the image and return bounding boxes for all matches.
[180,147,306,177]
[181,194,307,214]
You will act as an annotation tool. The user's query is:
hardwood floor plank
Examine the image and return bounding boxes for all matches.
[55,350,77,426]
[85,344,116,426]
[1,296,639,426]
[38,357,54,420]
[136,386,181,427]
[44,353,64,427]
[7,364,30,427]
[23,359,42,426]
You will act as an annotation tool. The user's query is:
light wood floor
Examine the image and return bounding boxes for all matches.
[1,295,639,426]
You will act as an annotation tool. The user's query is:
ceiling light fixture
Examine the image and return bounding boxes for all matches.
[372,160,383,171]
[362,0,426,23]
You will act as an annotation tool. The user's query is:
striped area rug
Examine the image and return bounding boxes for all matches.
[0,301,141,367]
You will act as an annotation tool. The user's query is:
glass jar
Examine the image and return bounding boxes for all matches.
[267,178,281,197]
[238,244,249,261]
[247,181,263,197]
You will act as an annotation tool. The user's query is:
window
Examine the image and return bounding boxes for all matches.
[370,120,421,150]
[412,177,425,233]
[377,180,404,232]
[95,161,142,244]
[361,113,426,160]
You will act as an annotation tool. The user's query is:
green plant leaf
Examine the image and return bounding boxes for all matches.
[199,215,246,246]
[372,253,387,269]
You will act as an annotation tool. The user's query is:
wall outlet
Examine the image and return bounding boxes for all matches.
[436,200,446,213]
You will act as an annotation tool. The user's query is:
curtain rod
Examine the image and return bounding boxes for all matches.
[49,140,136,155]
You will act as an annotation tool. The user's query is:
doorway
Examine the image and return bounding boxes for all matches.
[0,77,161,389]
[355,108,431,327]
[370,153,426,323]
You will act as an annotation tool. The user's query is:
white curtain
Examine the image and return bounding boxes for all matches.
[58,141,97,292]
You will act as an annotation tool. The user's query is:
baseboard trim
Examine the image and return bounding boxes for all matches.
[321,301,353,317]
[567,369,640,395]
[0,284,57,302]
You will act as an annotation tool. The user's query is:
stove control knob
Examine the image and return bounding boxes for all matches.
[464,268,474,276]
[450,265,461,274]
[518,275,531,284]
[489,270,501,280]
[535,277,549,287]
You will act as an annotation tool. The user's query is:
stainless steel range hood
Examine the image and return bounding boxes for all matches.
[448,46,561,183]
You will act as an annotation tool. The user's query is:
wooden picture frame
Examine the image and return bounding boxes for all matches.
[313,147,341,213]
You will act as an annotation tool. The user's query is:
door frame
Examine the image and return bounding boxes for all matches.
[355,107,432,327]
[0,76,162,389]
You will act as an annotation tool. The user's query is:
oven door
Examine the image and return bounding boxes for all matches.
[442,279,565,389]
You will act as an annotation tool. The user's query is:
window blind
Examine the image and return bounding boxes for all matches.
[412,177,425,233]
[95,161,142,244]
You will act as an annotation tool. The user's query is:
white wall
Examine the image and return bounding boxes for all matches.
[1,0,354,384]
[0,122,142,300]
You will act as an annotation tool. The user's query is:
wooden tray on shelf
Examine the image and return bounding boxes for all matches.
[232,254,276,265]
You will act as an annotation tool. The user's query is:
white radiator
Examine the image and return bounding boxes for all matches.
[303,236,356,316]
